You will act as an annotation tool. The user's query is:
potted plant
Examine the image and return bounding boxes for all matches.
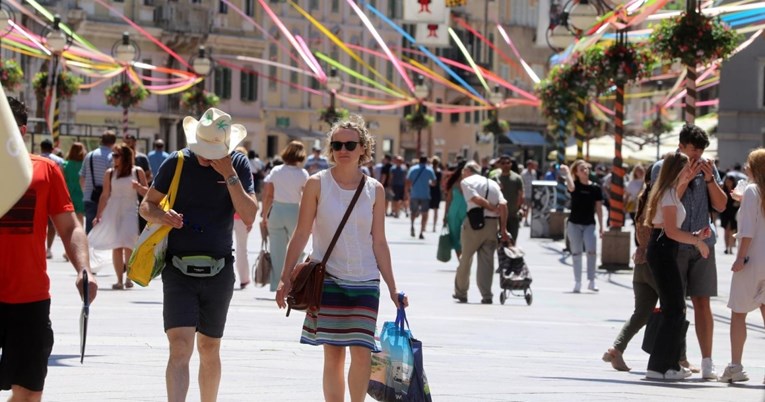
[536,62,591,124]
[583,42,656,92]
[180,88,220,115]
[33,71,82,100]
[405,112,435,131]
[104,81,149,109]
[480,118,509,135]
[649,11,741,67]
[0,59,24,90]
[318,107,350,124]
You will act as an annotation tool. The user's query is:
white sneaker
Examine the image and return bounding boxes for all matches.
[701,358,718,380]
[588,280,599,292]
[718,364,748,383]
[645,367,691,381]
[573,282,581,293]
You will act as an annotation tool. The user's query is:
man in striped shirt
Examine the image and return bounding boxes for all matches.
[79,130,115,233]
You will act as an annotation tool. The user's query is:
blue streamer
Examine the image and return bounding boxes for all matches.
[364,3,487,102]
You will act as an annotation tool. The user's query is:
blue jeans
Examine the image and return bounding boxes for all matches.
[567,222,597,282]
[84,200,97,234]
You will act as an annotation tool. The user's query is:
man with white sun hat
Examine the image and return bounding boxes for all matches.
[139,107,258,401]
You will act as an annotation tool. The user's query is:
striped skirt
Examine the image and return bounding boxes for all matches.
[300,276,381,351]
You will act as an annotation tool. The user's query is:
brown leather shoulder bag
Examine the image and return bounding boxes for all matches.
[286,175,367,317]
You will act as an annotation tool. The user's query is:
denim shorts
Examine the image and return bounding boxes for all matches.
[162,262,235,338]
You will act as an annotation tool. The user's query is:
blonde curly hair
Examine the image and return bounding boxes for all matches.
[324,114,375,166]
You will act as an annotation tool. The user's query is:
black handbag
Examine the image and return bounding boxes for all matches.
[641,308,690,354]
[466,177,490,230]
[89,154,103,202]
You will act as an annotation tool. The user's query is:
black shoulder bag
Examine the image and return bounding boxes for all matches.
[89,154,103,203]
[466,177,490,230]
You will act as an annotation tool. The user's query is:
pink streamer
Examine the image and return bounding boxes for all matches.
[92,0,192,70]
[345,0,415,93]
[296,35,326,81]
[216,59,322,96]
[257,0,319,79]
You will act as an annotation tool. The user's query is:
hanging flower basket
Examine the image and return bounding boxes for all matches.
[535,62,591,124]
[583,42,656,92]
[405,112,435,132]
[180,88,220,115]
[32,71,82,100]
[649,11,742,67]
[104,82,149,109]
[318,107,350,125]
[480,119,509,135]
[0,59,24,90]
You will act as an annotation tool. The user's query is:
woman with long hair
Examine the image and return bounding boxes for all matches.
[261,141,309,291]
[719,149,765,383]
[62,142,86,261]
[443,160,467,259]
[559,160,604,293]
[275,115,407,402]
[643,152,710,380]
[89,143,148,289]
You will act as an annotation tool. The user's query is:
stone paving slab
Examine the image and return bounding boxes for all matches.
[7,215,765,401]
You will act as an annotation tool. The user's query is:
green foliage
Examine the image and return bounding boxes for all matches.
[0,59,24,90]
[180,88,220,115]
[535,62,591,124]
[649,11,742,67]
[318,107,350,124]
[480,118,509,135]
[405,112,435,131]
[33,71,82,100]
[104,82,149,109]
[582,42,657,92]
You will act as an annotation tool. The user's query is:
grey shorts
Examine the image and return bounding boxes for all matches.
[677,246,717,297]
[162,261,235,338]
[409,198,430,215]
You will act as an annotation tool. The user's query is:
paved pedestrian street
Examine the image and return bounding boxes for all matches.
[28,217,765,401]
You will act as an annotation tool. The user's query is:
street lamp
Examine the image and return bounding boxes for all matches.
[567,0,600,32]
[0,0,15,37]
[413,75,429,156]
[190,46,213,77]
[652,80,665,160]
[111,32,140,137]
[42,15,71,148]
[321,67,343,126]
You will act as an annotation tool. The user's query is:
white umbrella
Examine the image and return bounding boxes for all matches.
[0,83,33,216]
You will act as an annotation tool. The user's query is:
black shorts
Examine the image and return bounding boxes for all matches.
[393,185,405,201]
[0,299,54,392]
[162,262,235,338]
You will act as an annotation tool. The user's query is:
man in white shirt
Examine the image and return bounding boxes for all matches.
[520,160,537,226]
[452,161,510,304]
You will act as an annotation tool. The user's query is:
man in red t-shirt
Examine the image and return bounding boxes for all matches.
[0,97,98,401]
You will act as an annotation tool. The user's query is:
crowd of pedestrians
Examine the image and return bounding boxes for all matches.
[4,92,765,402]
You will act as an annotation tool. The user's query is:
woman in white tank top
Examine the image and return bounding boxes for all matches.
[275,115,409,401]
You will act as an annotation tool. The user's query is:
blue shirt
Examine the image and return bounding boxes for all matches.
[152,149,254,257]
[79,146,113,201]
[407,164,436,200]
[148,149,169,178]
[391,165,407,186]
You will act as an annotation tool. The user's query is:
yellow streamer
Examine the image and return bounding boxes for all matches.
[315,52,408,99]
[287,0,406,96]
[407,59,488,105]
[447,27,490,94]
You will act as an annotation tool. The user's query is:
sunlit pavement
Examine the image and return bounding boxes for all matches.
[26,213,765,401]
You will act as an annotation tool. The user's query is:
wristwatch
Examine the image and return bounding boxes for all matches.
[226,175,240,186]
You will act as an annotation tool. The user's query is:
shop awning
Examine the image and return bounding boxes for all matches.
[504,130,547,146]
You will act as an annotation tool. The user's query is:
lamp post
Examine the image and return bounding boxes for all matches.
[111,32,139,138]
[322,67,343,126]
[488,85,504,157]
[190,46,213,77]
[44,15,68,148]
[0,0,15,38]
[413,75,429,157]
[652,80,664,160]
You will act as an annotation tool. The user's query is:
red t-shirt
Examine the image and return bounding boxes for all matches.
[0,155,74,303]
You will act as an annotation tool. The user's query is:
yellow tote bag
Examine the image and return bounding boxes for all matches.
[127,151,184,286]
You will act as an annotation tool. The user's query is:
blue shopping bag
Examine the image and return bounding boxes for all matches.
[368,294,432,402]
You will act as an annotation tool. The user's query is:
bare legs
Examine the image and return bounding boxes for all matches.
[691,296,713,359]
[323,345,372,402]
[166,328,223,402]
[729,306,765,366]
[111,247,133,289]
[8,385,42,402]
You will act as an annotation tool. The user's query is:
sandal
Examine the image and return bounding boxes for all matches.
[112,283,124,290]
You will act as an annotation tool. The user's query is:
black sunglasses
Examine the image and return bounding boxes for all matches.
[330,141,359,151]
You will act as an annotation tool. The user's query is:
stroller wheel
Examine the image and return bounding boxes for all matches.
[499,292,506,305]
[525,289,533,306]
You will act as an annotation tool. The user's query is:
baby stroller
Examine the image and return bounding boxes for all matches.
[496,240,533,305]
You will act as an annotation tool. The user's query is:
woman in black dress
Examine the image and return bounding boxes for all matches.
[429,156,443,232]
[720,176,740,254]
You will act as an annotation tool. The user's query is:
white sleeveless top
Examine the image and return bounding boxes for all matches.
[310,169,380,281]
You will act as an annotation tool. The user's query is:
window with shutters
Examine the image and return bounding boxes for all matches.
[331,0,339,13]
[213,67,231,100]
[141,58,152,86]
[268,44,278,90]
[309,0,318,10]
[245,0,255,16]
[240,70,257,102]
[435,98,442,122]
[219,1,227,13]
[289,58,298,91]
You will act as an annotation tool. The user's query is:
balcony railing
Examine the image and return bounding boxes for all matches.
[153,3,210,34]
